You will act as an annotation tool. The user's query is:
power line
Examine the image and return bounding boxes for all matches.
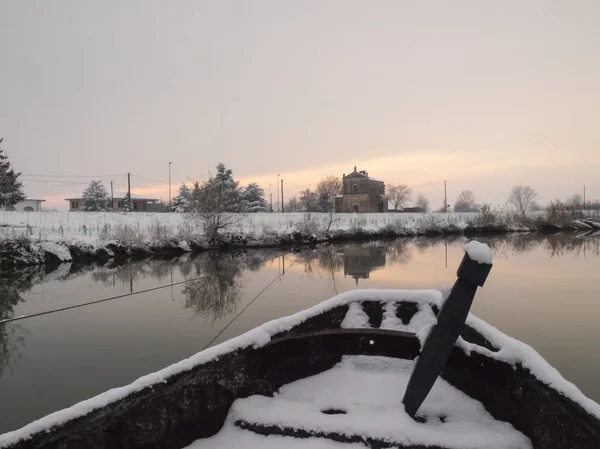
[22,173,127,178]
[202,257,296,350]
[20,179,105,185]
[0,252,286,325]
[131,174,169,184]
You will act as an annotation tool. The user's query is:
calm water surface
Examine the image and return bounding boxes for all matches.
[1,234,599,433]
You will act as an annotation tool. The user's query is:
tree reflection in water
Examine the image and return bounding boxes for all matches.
[2,232,599,375]
[0,268,38,377]
[182,253,244,322]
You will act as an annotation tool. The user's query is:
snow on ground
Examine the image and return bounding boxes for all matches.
[0,210,490,245]
[37,241,72,262]
[465,240,493,264]
[188,356,531,449]
[1,289,599,447]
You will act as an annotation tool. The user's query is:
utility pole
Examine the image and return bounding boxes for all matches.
[444,180,447,212]
[127,172,131,212]
[281,179,284,213]
[269,184,273,212]
[276,174,280,212]
[583,185,586,210]
[169,162,172,210]
[110,181,114,211]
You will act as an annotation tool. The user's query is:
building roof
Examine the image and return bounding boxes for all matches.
[65,192,158,201]
[344,168,384,183]
[21,198,46,202]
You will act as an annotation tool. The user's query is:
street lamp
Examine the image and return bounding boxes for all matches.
[169,162,172,210]
[276,174,280,212]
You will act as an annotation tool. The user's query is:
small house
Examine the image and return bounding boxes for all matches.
[65,192,158,212]
[5,198,46,212]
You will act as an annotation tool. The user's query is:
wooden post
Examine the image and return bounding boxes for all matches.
[402,250,492,417]
[444,180,447,212]
[127,173,131,212]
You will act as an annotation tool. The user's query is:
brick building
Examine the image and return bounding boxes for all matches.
[334,167,388,213]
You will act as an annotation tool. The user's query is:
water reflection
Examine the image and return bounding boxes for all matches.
[474,232,600,259]
[3,233,598,380]
[0,269,34,376]
[89,251,277,322]
[3,234,600,361]
[1,232,600,432]
[182,253,248,322]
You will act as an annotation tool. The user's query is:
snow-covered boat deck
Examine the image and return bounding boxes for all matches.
[190,355,529,449]
[2,280,600,448]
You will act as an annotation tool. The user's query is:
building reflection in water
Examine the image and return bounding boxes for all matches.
[342,244,387,285]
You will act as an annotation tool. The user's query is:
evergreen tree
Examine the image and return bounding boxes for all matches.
[123,192,132,211]
[188,163,243,240]
[241,182,268,212]
[317,191,331,212]
[82,180,109,211]
[171,183,191,212]
[208,162,242,212]
[0,147,25,207]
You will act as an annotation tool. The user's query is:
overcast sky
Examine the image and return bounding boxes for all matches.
[1,0,599,210]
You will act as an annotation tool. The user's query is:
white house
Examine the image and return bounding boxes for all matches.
[65,192,158,212]
[6,198,46,212]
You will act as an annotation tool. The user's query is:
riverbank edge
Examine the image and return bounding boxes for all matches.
[1,219,599,268]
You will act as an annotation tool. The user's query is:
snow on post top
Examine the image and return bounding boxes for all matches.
[465,240,493,265]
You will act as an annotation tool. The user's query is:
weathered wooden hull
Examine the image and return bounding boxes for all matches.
[1,295,599,449]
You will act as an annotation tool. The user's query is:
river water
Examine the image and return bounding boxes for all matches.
[1,233,599,433]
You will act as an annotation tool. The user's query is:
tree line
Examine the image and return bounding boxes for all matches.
[0,146,596,215]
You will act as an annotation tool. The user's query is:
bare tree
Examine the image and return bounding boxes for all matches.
[286,197,299,212]
[566,194,583,209]
[298,188,319,212]
[453,190,477,212]
[316,176,342,212]
[415,193,430,212]
[387,184,412,211]
[508,185,538,216]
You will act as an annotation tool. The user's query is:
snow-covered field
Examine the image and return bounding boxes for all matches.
[0,210,517,244]
[1,210,599,267]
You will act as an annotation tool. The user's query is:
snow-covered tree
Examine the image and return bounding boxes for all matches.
[82,180,109,211]
[317,191,331,212]
[316,176,342,212]
[186,163,243,241]
[123,192,132,212]
[0,147,25,208]
[211,162,243,212]
[415,193,430,212]
[171,183,191,212]
[241,182,268,212]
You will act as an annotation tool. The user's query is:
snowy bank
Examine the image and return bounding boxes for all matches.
[1,211,599,266]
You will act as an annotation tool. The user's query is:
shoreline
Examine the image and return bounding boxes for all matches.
[2,218,599,267]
